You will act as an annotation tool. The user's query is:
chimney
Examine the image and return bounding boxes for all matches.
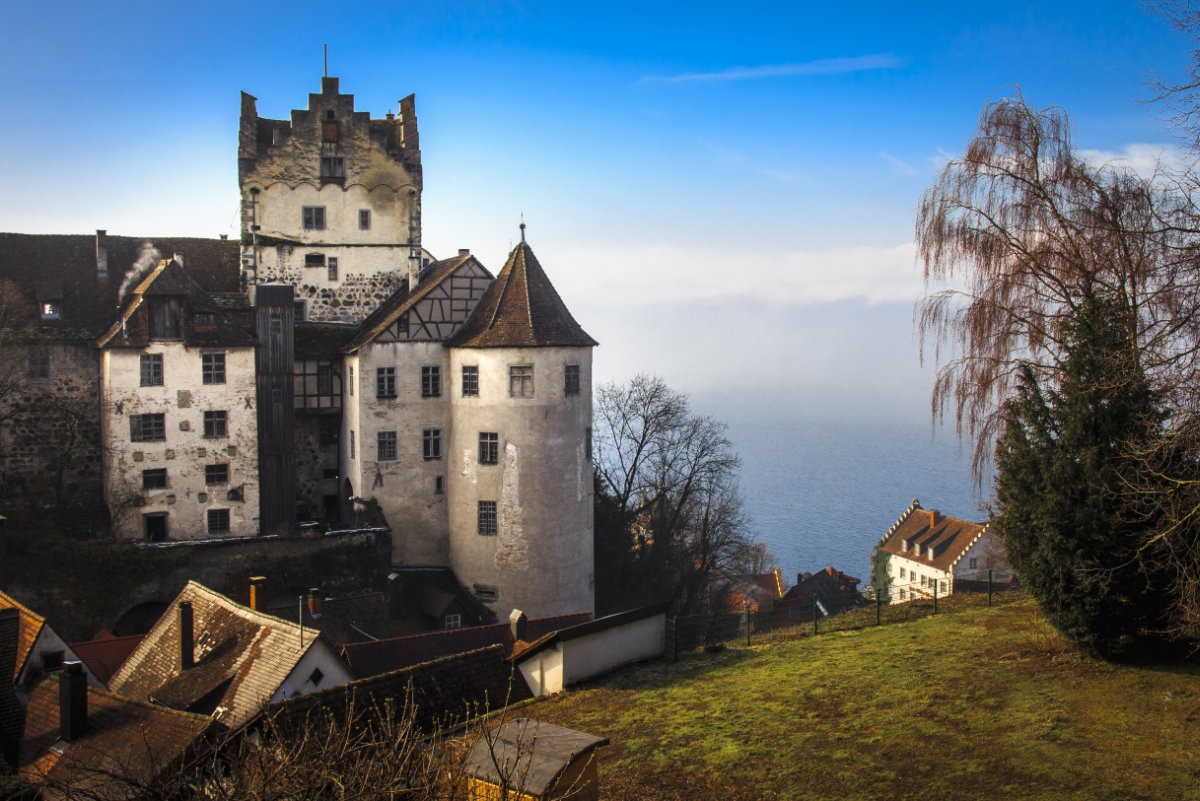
[929,510,939,528]
[59,662,88,742]
[307,588,323,619]
[95,230,108,278]
[249,576,266,611]
[458,248,470,256]
[179,601,194,670]
[509,609,528,643]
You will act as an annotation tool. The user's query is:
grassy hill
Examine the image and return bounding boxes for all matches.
[519,598,1200,800]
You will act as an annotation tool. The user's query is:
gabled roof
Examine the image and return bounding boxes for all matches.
[107,582,335,728]
[510,603,668,662]
[270,644,527,732]
[0,588,46,683]
[343,252,491,353]
[783,567,866,618]
[69,633,145,687]
[19,674,215,798]
[876,499,988,572]
[0,232,238,343]
[96,258,254,349]
[462,718,608,796]
[340,612,592,679]
[448,241,597,348]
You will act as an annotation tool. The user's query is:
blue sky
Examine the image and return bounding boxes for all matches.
[1,1,1193,416]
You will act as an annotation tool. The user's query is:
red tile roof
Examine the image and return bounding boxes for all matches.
[69,634,145,687]
[876,499,988,572]
[340,612,592,679]
[19,674,214,798]
[0,589,46,683]
[448,242,597,348]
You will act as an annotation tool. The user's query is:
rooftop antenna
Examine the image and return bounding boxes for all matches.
[324,44,328,77]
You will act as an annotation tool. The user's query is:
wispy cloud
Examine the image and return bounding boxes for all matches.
[1077,143,1194,176]
[879,151,917,175]
[643,54,906,84]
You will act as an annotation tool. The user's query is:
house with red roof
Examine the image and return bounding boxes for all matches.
[874,499,1012,603]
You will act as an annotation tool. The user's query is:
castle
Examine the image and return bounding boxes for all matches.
[0,76,597,620]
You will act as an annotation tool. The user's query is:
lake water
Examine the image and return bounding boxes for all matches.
[703,400,988,586]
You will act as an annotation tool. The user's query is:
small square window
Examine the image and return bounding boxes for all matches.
[202,353,226,385]
[320,156,344,178]
[509,365,533,398]
[444,613,462,630]
[564,364,580,396]
[140,354,163,387]
[195,312,215,329]
[479,432,499,465]
[130,414,165,442]
[204,411,228,439]
[205,464,229,485]
[302,206,326,230]
[359,209,371,230]
[461,365,479,397]
[478,501,497,535]
[422,366,441,398]
[423,429,442,460]
[305,253,326,267]
[308,666,325,686]
[40,301,61,319]
[434,475,444,494]
[142,468,167,490]
[378,431,397,461]
[376,367,397,399]
[969,557,978,569]
[327,257,338,282]
[207,509,230,534]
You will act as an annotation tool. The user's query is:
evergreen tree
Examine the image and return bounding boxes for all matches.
[995,295,1170,656]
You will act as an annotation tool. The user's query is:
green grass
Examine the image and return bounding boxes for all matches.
[519,598,1200,800]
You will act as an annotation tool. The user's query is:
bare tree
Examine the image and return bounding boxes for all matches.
[593,374,754,614]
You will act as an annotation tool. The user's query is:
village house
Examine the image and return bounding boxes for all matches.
[0,589,97,694]
[874,499,1012,603]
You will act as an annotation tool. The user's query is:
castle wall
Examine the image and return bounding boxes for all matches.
[352,340,450,566]
[101,343,260,540]
[447,346,594,618]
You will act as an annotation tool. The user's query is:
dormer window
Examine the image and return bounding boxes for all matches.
[41,301,60,319]
[195,311,215,329]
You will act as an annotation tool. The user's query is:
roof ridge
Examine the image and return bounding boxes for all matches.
[0,589,46,626]
[185,580,321,641]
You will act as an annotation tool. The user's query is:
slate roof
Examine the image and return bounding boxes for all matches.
[265,592,392,648]
[269,644,527,732]
[19,674,215,799]
[107,582,334,728]
[343,252,491,353]
[783,567,867,618]
[69,633,145,687]
[463,718,608,796]
[95,258,255,349]
[0,233,239,343]
[877,499,988,572]
[341,612,592,679]
[0,588,47,683]
[448,241,597,348]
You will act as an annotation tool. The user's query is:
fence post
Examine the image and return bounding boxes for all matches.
[671,617,677,661]
[744,602,751,646]
[812,594,818,636]
[988,570,993,607]
[933,581,938,614]
[876,584,882,626]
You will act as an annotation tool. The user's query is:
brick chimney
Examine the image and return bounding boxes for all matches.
[59,662,88,742]
[307,588,323,619]
[249,576,266,611]
[509,609,528,643]
[929,510,939,528]
[179,601,195,670]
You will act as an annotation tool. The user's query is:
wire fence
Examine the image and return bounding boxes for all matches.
[665,572,1021,659]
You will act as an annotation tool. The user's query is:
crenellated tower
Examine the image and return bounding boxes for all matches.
[238,77,423,323]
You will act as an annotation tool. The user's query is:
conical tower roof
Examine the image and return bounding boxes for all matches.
[448,241,597,348]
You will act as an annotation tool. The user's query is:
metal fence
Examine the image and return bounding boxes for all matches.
[665,571,1020,659]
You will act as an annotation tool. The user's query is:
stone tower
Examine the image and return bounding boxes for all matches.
[238,77,423,323]
[445,239,598,618]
